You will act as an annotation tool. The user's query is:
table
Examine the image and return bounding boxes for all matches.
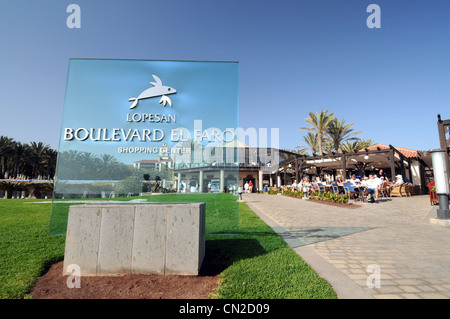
[353,185,367,202]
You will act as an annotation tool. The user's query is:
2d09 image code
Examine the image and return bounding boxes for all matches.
[223,303,270,314]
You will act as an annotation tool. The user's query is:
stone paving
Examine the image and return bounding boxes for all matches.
[242,193,450,299]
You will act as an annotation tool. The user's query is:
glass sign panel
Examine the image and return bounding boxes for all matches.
[50,59,239,235]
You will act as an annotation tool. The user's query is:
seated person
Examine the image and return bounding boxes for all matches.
[394,175,404,185]
[375,174,382,189]
[361,177,369,187]
[379,176,390,196]
[301,177,311,195]
[350,174,361,186]
[292,180,298,191]
[366,174,381,202]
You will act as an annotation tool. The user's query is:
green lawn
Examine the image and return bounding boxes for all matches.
[0,199,65,299]
[0,194,337,299]
[210,202,337,299]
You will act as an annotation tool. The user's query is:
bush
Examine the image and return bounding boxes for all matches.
[282,189,304,199]
[309,191,349,204]
[116,175,142,196]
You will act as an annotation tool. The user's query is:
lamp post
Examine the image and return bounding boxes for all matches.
[430,149,450,219]
[277,168,282,193]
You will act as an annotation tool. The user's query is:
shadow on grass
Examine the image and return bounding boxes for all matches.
[201,238,267,276]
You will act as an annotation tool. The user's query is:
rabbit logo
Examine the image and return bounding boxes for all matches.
[129,75,177,109]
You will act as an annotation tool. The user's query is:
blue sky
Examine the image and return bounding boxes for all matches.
[1,0,449,152]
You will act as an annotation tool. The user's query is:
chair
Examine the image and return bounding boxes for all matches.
[405,183,414,196]
[317,183,326,193]
[390,183,406,197]
[404,184,410,196]
[379,181,390,198]
[311,183,320,194]
[331,182,339,195]
[343,182,360,202]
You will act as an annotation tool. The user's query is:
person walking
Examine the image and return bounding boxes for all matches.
[244,181,249,193]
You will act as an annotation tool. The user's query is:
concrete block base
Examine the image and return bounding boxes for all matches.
[429,218,450,228]
[63,203,205,276]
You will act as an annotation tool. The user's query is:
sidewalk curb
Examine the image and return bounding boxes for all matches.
[244,199,374,299]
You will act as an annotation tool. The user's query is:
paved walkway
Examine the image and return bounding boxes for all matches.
[242,193,450,299]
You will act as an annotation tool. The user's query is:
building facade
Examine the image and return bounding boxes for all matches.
[172,143,294,193]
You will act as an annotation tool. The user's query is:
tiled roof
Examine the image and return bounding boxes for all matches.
[362,144,420,158]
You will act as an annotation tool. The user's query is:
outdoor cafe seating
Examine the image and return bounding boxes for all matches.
[343,182,364,202]
[390,182,414,197]
[330,182,339,195]
[309,181,352,197]
[278,177,415,202]
[379,181,390,198]
[316,183,326,193]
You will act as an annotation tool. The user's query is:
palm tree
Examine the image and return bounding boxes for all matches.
[79,152,100,179]
[28,141,51,179]
[281,148,309,156]
[0,136,15,179]
[299,131,319,156]
[0,136,58,181]
[357,139,376,149]
[43,148,58,180]
[326,118,362,153]
[11,141,27,179]
[57,150,81,180]
[321,138,334,155]
[341,139,376,153]
[300,109,335,155]
[99,153,119,178]
[341,141,361,153]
